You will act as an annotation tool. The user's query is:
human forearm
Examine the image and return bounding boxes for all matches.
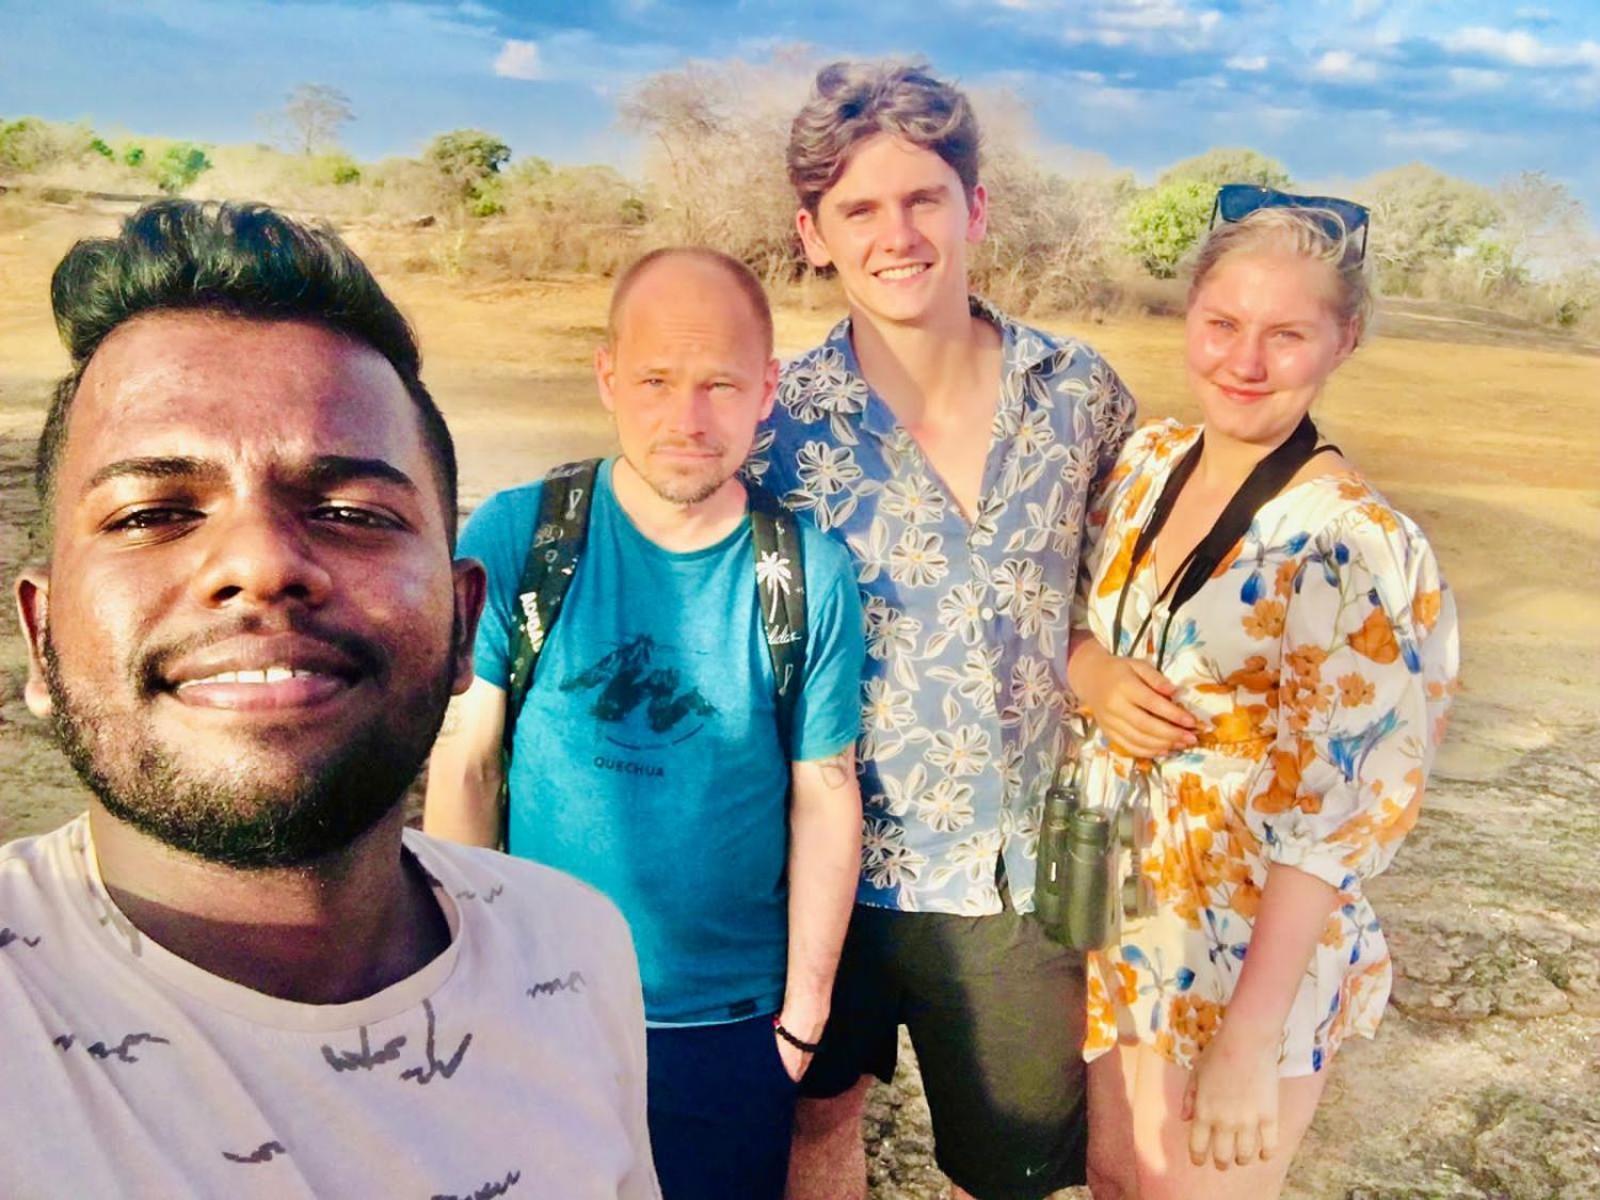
[782,747,862,1039]
[421,680,508,849]
[1223,863,1340,1042]
[422,750,502,847]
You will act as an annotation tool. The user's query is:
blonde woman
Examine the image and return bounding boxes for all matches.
[1065,191,1459,1199]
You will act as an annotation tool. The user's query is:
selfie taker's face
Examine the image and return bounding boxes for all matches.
[15,313,480,866]
[1184,250,1356,449]
[798,133,987,327]
[596,258,777,507]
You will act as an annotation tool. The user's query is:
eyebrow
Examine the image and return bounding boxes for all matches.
[83,456,225,493]
[82,455,418,495]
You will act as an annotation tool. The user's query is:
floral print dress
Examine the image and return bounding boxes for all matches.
[1074,421,1459,1076]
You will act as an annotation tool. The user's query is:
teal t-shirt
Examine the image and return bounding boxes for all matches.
[462,460,866,1025]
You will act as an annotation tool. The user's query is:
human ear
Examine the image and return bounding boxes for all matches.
[965,183,989,243]
[447,558,487,695]
[15,572,53,718]
[595,343,618,415]
[796,208,834,270]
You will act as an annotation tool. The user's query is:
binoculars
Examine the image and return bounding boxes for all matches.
[1033,768,1155,950]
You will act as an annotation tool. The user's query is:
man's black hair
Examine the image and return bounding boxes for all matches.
[40,199,458,546]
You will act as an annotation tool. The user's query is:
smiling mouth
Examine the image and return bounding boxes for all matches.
[168,666,355,713]
[874,263,929,281]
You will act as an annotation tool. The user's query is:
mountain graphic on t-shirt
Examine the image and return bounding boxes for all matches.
[560,634,717,735]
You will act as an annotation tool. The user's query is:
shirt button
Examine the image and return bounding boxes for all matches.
[981,606,996,620]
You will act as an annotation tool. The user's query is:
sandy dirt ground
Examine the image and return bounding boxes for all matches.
[2,200,1597,1197]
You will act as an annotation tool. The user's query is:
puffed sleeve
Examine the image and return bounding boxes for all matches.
[1244,502,1459,892]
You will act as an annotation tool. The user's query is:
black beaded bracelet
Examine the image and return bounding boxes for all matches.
[772,1016,823,1054]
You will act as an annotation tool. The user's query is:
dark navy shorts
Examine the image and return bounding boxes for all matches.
[646,1013,798,1200]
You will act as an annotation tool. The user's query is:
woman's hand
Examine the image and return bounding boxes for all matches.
[1067,633,1197,758]
[1182,1022,1282,1169]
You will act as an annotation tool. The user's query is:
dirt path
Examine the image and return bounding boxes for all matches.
[2,201,1597,1197]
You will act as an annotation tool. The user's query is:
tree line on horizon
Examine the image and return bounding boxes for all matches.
[3,67,1596,337]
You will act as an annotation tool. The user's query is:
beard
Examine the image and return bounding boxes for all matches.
[42,619,457,870]
[632,438,733,506]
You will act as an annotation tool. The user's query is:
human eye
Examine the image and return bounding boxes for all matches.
[104,505,200,534]
[1273,328,1306,342]
[310,502,403,530]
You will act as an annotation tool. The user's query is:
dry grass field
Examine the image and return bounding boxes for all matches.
[2,199,1597,1197]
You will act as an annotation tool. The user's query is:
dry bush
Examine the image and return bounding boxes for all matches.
[620,52,809,283]
[969,94,1131,314]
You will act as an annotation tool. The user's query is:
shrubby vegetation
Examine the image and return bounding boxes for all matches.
[1,57,1594,335]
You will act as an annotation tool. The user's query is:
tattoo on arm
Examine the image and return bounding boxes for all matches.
[817,749,855,790]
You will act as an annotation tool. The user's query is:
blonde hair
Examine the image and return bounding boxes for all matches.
[1187,207,1375,344]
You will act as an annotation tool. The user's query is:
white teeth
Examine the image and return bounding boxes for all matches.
[177,667,316,688]
[877,264,927,280]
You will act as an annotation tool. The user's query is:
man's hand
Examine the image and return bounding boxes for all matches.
[1182,1021,1281,1170]
[774,1025,813,1083]
[1068,635,1196,759]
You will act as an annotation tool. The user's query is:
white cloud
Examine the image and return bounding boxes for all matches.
[1312,50,1379,83]
[1350,0,1381,18]
[493,38,543,81]
[1440,27,1600,70]
[1058,0,1221,50]
[1447,67,1507,91]
[1225,54,1268,71]
[1384,127,1472,153]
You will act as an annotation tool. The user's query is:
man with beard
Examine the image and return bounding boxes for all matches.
[425,248,865,1200]
[0,200,659,1198]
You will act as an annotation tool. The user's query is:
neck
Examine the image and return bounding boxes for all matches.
[849,293,997,426]
[1194,424,1294,492]
[89,803,449,1004]
[610,457,748,552]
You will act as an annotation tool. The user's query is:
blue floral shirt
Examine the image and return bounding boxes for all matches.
[751,299,1136,914]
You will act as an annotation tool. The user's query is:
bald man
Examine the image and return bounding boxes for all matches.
[425,249,865,1200]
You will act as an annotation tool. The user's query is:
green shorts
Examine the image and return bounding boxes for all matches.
[800,890,1088,1200]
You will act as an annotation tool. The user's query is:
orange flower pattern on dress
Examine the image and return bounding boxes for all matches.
[1070,421,1459,1075]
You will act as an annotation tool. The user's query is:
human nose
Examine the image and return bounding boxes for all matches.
[877,204,918,254]
[187,502,334,610]
[1224,331,1268,381]
[665,383,714,434]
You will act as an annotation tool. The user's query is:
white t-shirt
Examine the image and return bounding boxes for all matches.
[0,815,660,1199]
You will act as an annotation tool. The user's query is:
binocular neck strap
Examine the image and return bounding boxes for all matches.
[1112,416,1327,665]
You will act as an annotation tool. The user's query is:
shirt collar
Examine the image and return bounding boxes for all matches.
[823,296,1066,438]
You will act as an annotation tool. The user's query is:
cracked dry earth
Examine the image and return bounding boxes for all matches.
[3,201,1598,1199]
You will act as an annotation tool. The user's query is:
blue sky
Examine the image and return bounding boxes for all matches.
[4,0,1599,218]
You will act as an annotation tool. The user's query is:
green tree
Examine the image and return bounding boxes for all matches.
[424,129,511,206]
[1124,179,1214,278]
[1158,147,1291,190]
[154,143,212,194]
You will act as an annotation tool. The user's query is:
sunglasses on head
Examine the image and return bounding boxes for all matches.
[1209,183,1371,264]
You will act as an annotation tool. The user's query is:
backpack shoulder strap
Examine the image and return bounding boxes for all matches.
[503,458,601,758]
[747,482,807,760]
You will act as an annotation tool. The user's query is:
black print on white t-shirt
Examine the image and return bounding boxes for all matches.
[399,999,471,1085]
[53,1031,171,1063]
[526,970,585,999]
[0,927,42,949]
[432,1168,521,1200]
[454,884,504,904]
[321,1026,407,1073]
[222,1141,287,1165]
